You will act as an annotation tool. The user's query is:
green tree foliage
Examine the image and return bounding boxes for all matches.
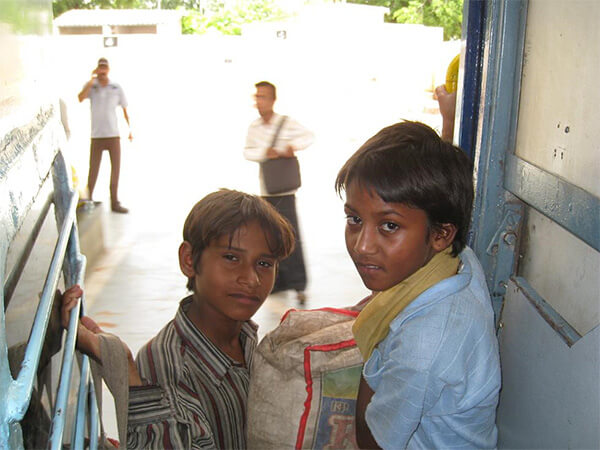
[53,0,146,18]
[53,0,288,35]
[349,0,463,40]
[181,0,288,35]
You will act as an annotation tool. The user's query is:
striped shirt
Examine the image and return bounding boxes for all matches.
[127,297,258,449]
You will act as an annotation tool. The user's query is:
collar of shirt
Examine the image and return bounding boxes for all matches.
[173,296,258,385]
[92,79,116,89]
[388,246,480,333]
[258,112,281,127]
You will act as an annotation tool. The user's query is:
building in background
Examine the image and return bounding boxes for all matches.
[54,9,183,35]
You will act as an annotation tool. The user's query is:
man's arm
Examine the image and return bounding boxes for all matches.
[78,70,96,102]
[122,107,133,141]
[284,117,314,153]
[244,122,272,161]
[435,84,457,142]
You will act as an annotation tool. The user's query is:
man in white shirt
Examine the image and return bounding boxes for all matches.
[244,81,314,303]
[78,57,132,213]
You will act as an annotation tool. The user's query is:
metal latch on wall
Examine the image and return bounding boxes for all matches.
[486,202,523,328]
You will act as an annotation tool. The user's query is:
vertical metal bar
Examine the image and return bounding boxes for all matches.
[72,356,91,449]
[6,191,78,423]
[89,376,100,450]
[469,0,529,293]
[47,224,86,450]
[458,0,487,160]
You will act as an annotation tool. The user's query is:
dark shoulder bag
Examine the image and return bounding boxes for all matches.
[259,116,302,195]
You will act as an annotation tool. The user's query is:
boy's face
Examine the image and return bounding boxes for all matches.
[344,181,451,292]
[185,221,277,323]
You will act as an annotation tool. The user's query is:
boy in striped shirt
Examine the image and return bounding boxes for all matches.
[62,189,295,448]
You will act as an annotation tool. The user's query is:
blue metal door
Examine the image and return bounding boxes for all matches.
[462,1,600,447]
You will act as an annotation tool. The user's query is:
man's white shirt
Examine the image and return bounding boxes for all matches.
[86,80,128,138]
[244,112,314,196]
[244,113,314,162]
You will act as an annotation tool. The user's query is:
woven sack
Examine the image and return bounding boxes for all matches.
[247,302,368,450]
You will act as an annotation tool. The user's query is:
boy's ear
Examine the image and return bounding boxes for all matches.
[179,241,196,277]
[431,223,457,252]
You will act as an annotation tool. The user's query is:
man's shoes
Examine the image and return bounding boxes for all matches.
[111,202,129,214]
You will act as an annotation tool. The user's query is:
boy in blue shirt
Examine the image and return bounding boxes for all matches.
[335,121,501,449]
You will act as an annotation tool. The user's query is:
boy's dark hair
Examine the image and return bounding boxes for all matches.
[335,121,474,256]
[182,189,295,291]
[255,81,276,100]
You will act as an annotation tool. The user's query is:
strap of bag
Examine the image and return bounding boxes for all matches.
[270,115,288,148]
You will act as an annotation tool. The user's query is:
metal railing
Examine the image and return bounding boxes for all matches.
[1,109,100,449]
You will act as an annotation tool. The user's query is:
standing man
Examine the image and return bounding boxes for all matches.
[244,81,314,303]
[78,57,132,213]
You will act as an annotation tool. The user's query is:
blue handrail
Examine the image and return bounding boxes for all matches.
[6,190,79,423]
[89,376,100,450]
[1,111,102,448]
[72,354,91,449]
[47,222,86,449]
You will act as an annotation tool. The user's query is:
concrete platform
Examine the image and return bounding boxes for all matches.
[76,204,105,276]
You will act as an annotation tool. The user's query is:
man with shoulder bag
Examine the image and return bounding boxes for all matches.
[244,81,314,304]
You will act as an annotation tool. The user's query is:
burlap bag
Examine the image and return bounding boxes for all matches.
[247,302,368,450]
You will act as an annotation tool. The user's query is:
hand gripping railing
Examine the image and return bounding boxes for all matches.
[1,113,101,448]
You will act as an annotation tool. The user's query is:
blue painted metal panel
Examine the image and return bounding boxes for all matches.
[504,154,600,252]
[469,0,528,291]
[458,0,486,160]
[485,203,523,323]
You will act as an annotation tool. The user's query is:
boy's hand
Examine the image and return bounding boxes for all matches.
[434,85,457,121]
[61,284,101,362]
[60,284,142,386]
[61,284,84,328]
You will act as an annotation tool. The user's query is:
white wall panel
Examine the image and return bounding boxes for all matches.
[515,0,600,197]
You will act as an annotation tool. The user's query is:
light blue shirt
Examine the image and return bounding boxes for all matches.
[363,247,500,449]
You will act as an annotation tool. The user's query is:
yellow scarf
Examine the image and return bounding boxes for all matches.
[352,248,459,360]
